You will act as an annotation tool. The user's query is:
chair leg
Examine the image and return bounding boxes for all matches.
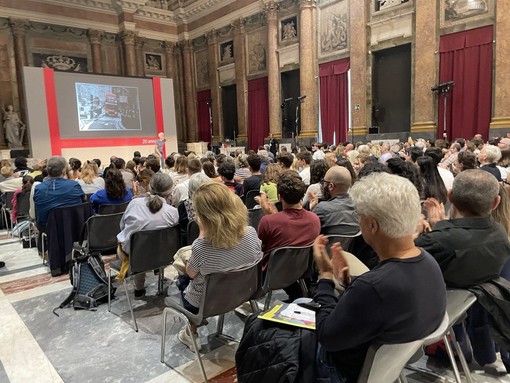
[188,321,208,383]
[298,279,308,297]
[249,300,259,313]
[108,269,112,312]
[161,308,169,363]
[41,232,47,266]
[264,291,273,311]
[122,279,138,332]
[158,267,165,295]
[443,332,462,383]
[216,314,225,335]
[398,371,408,383]
[451,329,474,383]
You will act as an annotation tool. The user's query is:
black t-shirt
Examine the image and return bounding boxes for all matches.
[314,250,446,383]
[243,174,262,195]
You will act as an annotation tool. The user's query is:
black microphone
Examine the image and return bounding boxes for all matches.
[206,99,212,106]
[297,95,306,101]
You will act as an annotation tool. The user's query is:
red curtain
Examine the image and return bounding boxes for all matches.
[248,77,269,151]
[319,59,350,145]
[196,90,212,142]
[438,26,493,140]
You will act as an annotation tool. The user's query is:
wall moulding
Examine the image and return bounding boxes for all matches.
[218,62,235,84]
[277,42,299,68]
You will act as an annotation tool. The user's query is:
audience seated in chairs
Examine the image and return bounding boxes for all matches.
[0,165,22,193]
[89,168,132,213]
[242,154,263,200]
[177,172,210,245]
[415,169,510,375]
[237,172,446,383]
[76,160,105,195]
[177,182,262,352]
[309,165,360,236]
[33,156,85,237]
[256,171,320,301]
[116,173,179,300]
[171,157,202,207]
[218,161,243,197]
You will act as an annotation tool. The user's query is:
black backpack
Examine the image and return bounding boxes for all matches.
[53,250,115,316]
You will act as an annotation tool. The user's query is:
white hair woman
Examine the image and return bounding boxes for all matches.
[116,173,179,299]
[178,182,262,351]
[312,172,446,382]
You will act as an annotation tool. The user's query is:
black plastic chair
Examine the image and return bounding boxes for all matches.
[1,191,15,233]
[260,245,314,310]
[325,231,362,253]
[161,261,261,382]
[108,225,181,332]
[248,208,264,231]
[244,190,260,209]
[97,201,130,215]
[15,191,35,247]
[186,220,200,246]
[73,212,124,257]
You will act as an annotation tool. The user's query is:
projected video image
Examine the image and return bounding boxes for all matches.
[76,83,142,131]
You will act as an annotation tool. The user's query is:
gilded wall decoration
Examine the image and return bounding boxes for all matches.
[195,49,210,89]
[33,53,88,72]
[247,28,267,75]
[440,0,494,28]
[319,1,349,58]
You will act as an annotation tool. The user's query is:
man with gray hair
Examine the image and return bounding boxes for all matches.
[416,169,510,374]
[478,144,503,181]
[312,172,446,382]
[33,156,84,228]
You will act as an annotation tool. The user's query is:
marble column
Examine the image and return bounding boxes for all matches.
[233,18,248,143]
[349,0,368,138]
[411,0,437,137]
[135,36,145,77]
[162,41,176,79]
[181,40,198,142]
[264,2,281,138]
[175,46,188,142]
[119,30,137,77]
[88,29,104,73]
[9,18,29,146]
[206,30,223,142]
[490,1,510,136]
[298,0,318,138]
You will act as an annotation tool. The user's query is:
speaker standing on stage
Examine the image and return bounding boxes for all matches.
[155,132,166,168]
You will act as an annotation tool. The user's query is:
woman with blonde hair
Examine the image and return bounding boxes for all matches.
[179,182,262,351]
[77,161,105,194]
[260,163,282,203]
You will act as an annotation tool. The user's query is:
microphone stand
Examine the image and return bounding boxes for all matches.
[207,99,213,151]
[295,96,306,149]
[431,82,454,142]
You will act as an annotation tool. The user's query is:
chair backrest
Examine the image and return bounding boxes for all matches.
[84,212,124,253]
[263,245,313,292]
[2,191,15,210]
[248,208,264,231]
[129,225,181,274]
[186,220,200,246]
[97,201,130,215]
[16,191,31,218]
[342,251,369,277]
[445,289,477,326]
[245,190,260,209]
[357,339,424,383]
[200,261,261,318]
[326,231,362,253]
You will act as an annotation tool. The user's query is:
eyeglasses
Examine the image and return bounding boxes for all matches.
[320,179,334,187]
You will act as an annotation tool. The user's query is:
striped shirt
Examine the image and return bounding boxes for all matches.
[184,226,262,308]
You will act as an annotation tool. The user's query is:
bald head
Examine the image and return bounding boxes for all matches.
[451,169,500,216]
[325,165,352,195]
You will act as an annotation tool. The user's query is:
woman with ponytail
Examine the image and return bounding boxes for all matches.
[116,173,179,299]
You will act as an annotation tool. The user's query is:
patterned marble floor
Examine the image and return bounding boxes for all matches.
[0,229,509,383]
